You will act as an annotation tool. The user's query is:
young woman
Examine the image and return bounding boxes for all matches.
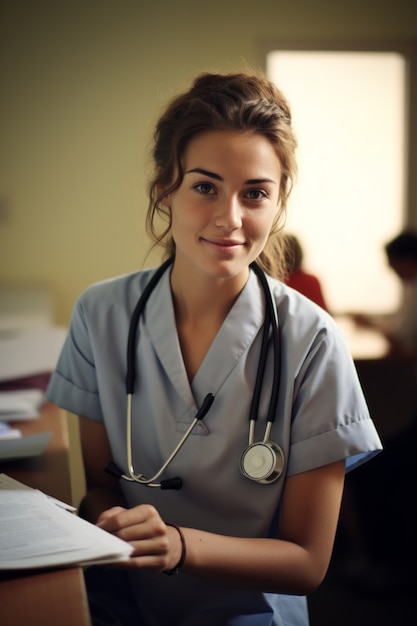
[46,71,382,626]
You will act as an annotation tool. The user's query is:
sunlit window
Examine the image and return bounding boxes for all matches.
[267,50,407,314]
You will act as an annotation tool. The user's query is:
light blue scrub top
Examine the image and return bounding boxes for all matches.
[47,265,382,626]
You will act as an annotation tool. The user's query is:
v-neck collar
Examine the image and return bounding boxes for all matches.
[145,267,265,413]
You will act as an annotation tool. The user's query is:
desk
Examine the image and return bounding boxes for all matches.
[0,402,91,626]
[335,315,390,360]
[336,315,416,439]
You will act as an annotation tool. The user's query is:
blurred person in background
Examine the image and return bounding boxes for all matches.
[283,233,329,312]
[350,230,417,356]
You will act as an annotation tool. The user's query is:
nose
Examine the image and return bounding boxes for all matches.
[214,195,242,231]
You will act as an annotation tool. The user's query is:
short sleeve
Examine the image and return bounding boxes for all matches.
[286,319,382,475]
[46,297,103,420]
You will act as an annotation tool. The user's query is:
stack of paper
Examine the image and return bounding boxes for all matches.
[0,389,50,459]
[0,326,67,384]
[0,389,45,422]
[0,288,67,460]
[0,474,133,569]
[0,423,21,440]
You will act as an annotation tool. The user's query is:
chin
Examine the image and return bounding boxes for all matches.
[202,257,250,281]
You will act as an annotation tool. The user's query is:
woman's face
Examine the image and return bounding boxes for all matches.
[165,130,282,283]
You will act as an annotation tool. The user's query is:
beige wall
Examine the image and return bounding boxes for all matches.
[1,0,417,505]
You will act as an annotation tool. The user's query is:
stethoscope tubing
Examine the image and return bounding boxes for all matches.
[125,392,215,486]
[248,262,281,443]
[126,257,174,395]
[106,258,283,489]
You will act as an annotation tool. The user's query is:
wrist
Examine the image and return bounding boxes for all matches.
[164,523,186,575]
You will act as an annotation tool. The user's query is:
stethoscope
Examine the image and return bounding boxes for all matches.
[106,257,285,490]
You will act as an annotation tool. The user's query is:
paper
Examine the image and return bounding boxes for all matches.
[0,389,45,421]
[0,326,67,382]
[0,422,21,440]
[0,432,51,460]
[0,474,133,569]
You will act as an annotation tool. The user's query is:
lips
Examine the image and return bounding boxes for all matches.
[202,238,244,247]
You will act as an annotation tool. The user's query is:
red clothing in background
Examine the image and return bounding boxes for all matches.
[285,270,329,312]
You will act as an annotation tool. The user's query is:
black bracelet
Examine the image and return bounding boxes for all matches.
[164,523,186,575]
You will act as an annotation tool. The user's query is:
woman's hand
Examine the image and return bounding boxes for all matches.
[96,504,182,572]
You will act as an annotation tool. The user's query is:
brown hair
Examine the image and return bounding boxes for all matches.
[146,71,298,278]
[283,233,304,274]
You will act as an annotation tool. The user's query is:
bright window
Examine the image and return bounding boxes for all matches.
[267,50,407,313]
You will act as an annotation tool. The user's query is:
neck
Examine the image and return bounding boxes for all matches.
[170,262,249,327]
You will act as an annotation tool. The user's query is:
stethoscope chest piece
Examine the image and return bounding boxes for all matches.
[240,441,285,484]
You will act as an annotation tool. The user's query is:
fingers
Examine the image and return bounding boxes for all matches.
[97,504,161,535]
[96,504,173,572]
[96,506,126,526]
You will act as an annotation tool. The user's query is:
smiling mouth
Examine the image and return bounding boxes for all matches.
[202,238,245,247]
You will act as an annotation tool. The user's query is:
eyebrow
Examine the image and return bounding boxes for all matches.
[185,168,223,181]
[185,168,276,185]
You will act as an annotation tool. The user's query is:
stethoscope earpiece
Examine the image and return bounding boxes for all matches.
[240,441,285,484]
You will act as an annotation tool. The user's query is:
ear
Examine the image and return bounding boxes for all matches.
[156,179,171,208]
[159,193,171,208]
